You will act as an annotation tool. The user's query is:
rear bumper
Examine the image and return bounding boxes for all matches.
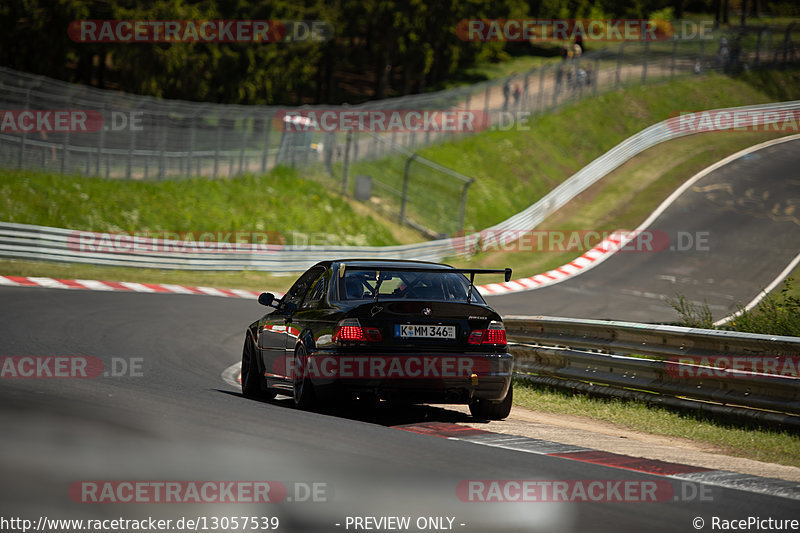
[307,350,513,404]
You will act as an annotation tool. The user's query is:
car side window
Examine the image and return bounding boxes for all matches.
[300,275,326,309]
[282,267,324,311]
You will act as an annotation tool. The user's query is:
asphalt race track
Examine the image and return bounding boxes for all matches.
[1,285,798,533]
[2,139,800,532]
[487,137,800,322]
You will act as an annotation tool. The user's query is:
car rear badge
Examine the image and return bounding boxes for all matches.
[370,305,383,317]
[422,307,431,316]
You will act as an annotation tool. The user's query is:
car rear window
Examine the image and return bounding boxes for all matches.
[338,269,486,304]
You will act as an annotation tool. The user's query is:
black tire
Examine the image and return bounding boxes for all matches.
[292,344,316,410]
[241,335,276,400]
[469,381,513,420]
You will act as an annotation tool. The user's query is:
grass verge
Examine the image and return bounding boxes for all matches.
[514,380,800,467]
[669,273,800,336]
[0,166,404,247]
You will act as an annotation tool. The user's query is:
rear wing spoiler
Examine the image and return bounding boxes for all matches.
[337,263,512,303]
[338,264,512,282]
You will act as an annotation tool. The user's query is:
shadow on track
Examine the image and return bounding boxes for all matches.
[215,388,484,428]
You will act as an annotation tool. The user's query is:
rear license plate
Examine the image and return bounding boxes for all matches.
[395,324,456,339]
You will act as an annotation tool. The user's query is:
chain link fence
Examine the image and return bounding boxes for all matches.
[1,25,797,236]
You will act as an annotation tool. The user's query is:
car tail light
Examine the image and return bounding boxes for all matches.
[332,318,382,344]
[468,321,507,346]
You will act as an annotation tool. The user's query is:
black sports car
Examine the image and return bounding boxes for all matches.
[241,259,514,419]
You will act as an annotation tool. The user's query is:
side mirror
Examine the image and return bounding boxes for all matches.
[258,292,277,307]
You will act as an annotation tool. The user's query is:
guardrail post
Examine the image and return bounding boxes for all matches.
[459,179,474,234]
[60,96,72,175]
[400,153,418,224]
[670,39,678,78]
[238,115,248,175]
[552,65,560,106]
[523,73,530,108]
[641,40,650,84]
[18,85,33,169]
[213,116,221,179]
[341,131,352,195]
[187,112,196,178]
[261,112,272,174]
[95,102,106,176]
[537,65,545,111]
[126,107,138,180]
[699,39,705,69]
[158,114,166,180]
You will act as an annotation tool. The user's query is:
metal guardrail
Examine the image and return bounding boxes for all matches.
[2,100,799,273]
[505,316,800,426]
[0,222,452,273]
